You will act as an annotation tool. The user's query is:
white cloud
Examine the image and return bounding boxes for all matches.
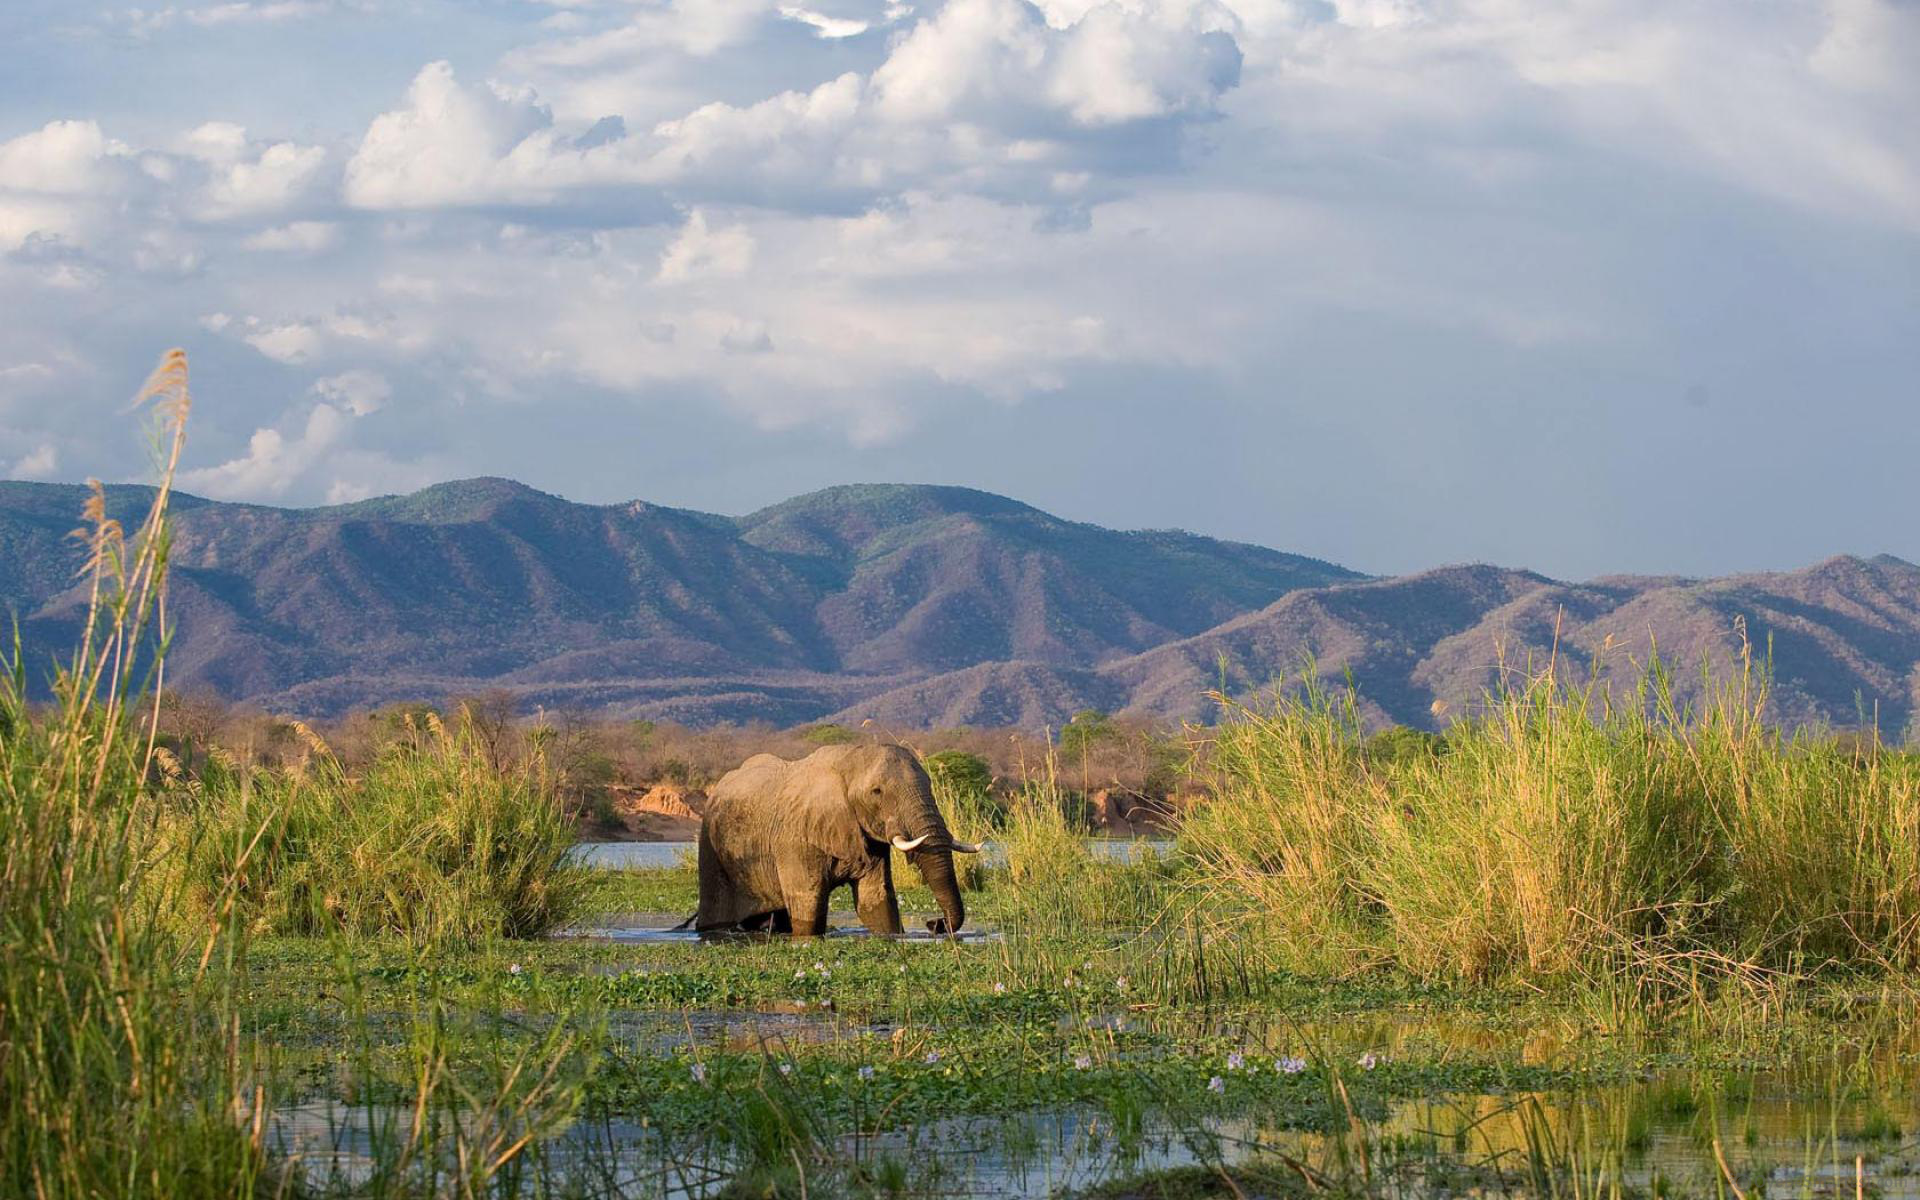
[0,120,136,250]
[343,61,555,208]
[7,443,58,480]
[870,0,1238,127]
[204,141,326,214]
[656,210,756,280]
[244,323,327,364]
[116,2,341,34]
[779,6,871,38]
[311,369,391,415]
[243,221,341,252]
[177,387,437,505]
[0,120,127,194]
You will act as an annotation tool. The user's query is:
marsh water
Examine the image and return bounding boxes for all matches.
[570,838,1175,871]
[269,1007,1920,1197]
[277,841,1920,1195]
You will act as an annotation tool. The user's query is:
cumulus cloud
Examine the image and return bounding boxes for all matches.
[871,0,1239,126]
[6,443,58,481]
[180,403,350,497]
[113,2,345,34]
[0,120,133,249]
[243,221,341,252]
[311,369,390,415]
[178,380,426,504]
[185,123,326,216]
[656,210,755,280]
[343,61,556,208]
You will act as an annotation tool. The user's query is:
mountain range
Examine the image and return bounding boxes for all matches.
[3,478,1916,736]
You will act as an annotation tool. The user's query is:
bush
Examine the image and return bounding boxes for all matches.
[801,722,858,745]
[1181,659,1920,989]
[923,749,993,801]
[180,713,588,941]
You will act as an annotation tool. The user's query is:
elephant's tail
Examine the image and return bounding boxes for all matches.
[669,911,698,932]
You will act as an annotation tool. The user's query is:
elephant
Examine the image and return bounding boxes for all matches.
[694,743,981,937]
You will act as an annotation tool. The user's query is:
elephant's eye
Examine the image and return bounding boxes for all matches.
[871,786,884,795]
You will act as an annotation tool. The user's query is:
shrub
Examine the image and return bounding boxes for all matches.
[1181,657,1920,989]
[923,749,993,801]
[180,712,588,941]
[801,722,858,745]
[1060,708,1116,756]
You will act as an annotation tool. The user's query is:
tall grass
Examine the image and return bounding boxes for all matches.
[177,709,588,941]
[1183,651,1920,990]
[0,352,277,1197]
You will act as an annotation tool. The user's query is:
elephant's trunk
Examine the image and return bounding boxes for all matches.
[910,847,965,935]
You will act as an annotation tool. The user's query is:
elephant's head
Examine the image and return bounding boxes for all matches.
[834,743,981,935]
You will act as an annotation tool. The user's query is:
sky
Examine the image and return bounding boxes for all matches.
[0,0,1915,579]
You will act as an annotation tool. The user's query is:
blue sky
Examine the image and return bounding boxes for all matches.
[1,0,1915,578]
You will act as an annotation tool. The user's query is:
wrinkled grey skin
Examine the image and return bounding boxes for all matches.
[696,744,969,937]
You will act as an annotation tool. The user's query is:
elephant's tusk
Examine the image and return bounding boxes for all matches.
[949,840,983,854]
[892,834,932,852]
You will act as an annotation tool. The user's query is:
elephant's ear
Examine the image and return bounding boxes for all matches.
[791,770,868,862]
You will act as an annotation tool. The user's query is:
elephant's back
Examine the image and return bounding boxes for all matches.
[708,753,794,814]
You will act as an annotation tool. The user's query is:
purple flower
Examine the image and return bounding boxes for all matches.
[1357,1052,1379,1071]
[1226,1052,1245,1071]
[993,982,1007,994]
[1074,1054,1093,1071]
[924,1050,941,1064]
[1278,1056,1306,1075]
[1207,1075,1225,1094]
[858,1065,875,1081]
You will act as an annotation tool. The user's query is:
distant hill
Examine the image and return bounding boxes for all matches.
[0,479,1357,725]
[3,479,1914,734]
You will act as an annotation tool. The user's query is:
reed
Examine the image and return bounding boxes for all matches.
[176,707,589,942]
[1181,649,1920,990]
[0,352,277,1197]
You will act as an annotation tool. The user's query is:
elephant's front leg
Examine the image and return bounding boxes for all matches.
[780,880,830,938]
[853,861,903,936]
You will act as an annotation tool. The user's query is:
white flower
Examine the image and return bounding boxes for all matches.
[794,969,806,980]
[1073,1054,1093,1070]
[897,965,906,974]
[993,982,1007,994]
[813,961,825,972]
[778,1062,793,1077]
[1358,1052,1379,1071]
[508,963,522,975]
[858,1065,875,1081]
[794,999,809,1009]
[1207,1075,1225,1094]
[1278,1056,1306,1074]
[1114,976,1129,991]
[690,1063,707,1083]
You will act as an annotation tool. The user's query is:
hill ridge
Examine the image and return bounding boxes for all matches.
[2,478,1914,735]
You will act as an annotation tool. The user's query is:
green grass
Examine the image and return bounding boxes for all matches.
[1182,658,1920,992]
[172,712,589,942]
[0,354,276,1197]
